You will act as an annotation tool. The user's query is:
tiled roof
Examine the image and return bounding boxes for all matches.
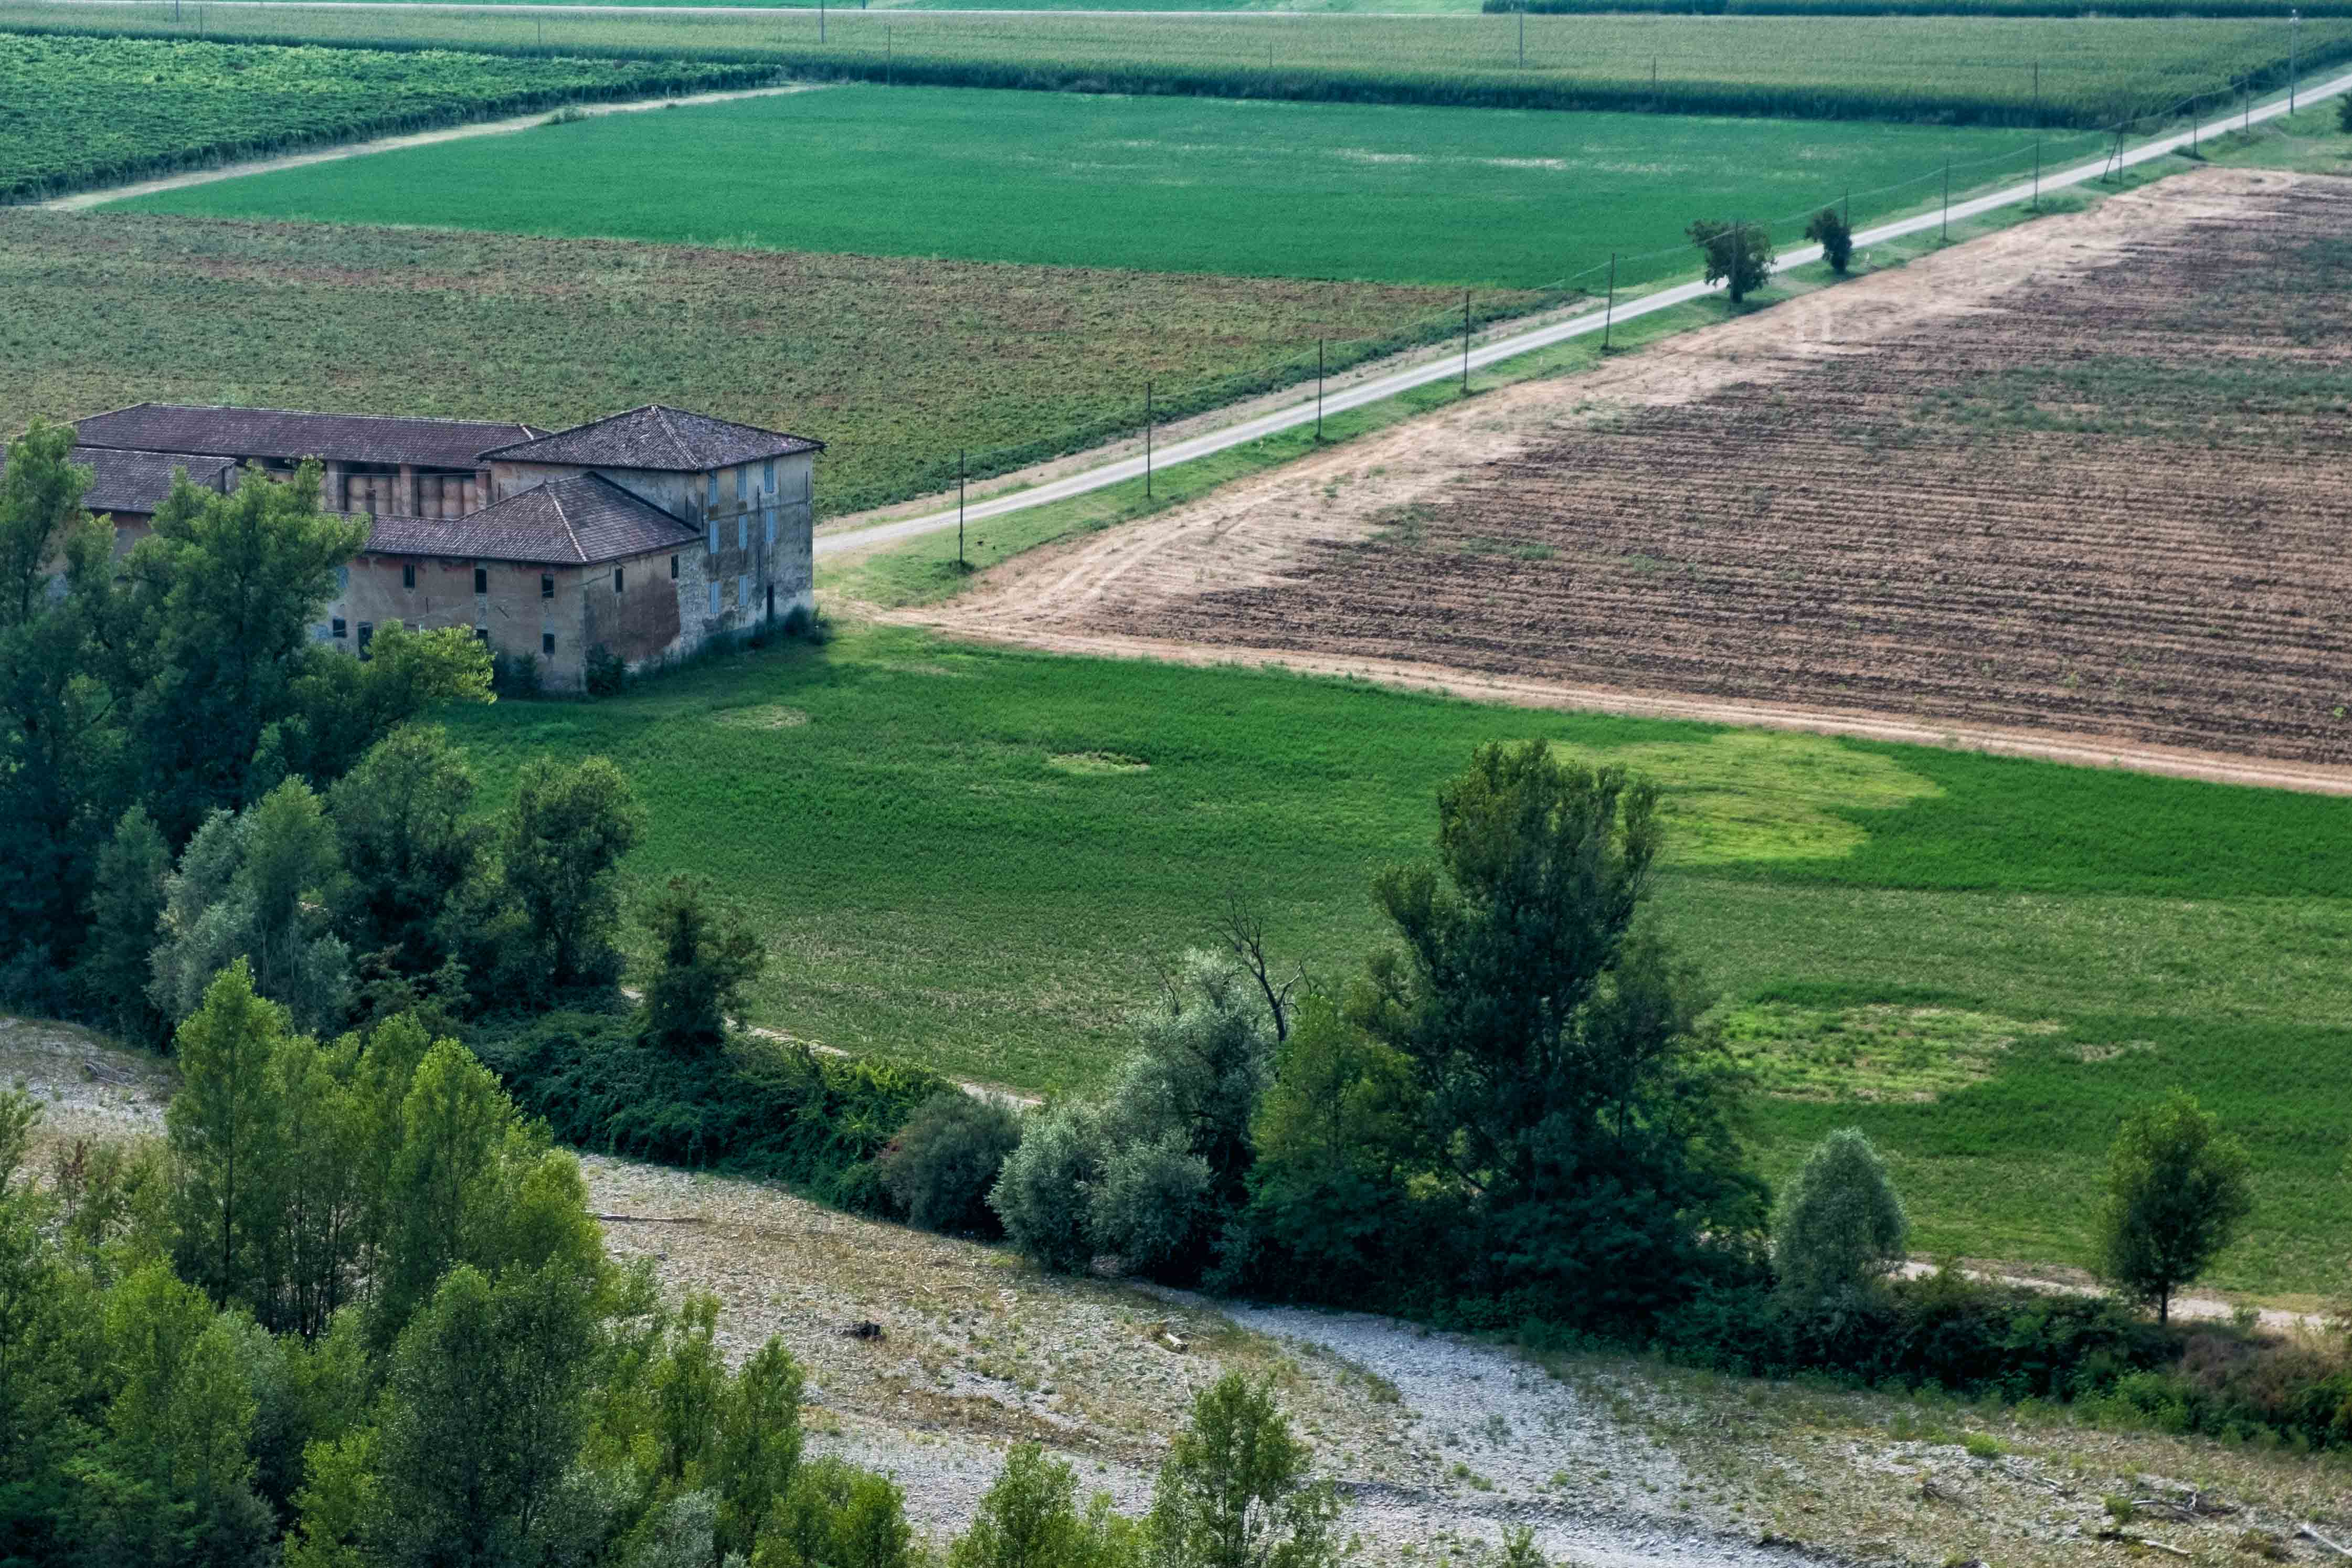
[73,403,546,471]
[362,473,697,566]
[5,446,237,518]
[481,404,822,471]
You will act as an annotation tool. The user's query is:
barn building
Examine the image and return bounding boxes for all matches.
[58,401,823,690]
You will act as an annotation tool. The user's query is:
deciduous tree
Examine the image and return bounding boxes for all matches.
[641,876,765,1055]
[501,756,645,993]
[2096,1089,2253,1324]
[1772,1127,1907,1309]
[1147,1375,1337,1568]
[1687,218,1775,303]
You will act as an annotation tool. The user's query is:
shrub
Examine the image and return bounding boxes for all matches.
[584,643,627,697]
[639,876,765,1057]
[876,1092,1021,1237]
[1772,1127,1908,1308]
[1804,204,1854,271]
[492,650,541,697]
[2339,92,2352,132]
[990,1106,1102,1274]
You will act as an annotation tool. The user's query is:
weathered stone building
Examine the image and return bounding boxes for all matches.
[58,401,823,689]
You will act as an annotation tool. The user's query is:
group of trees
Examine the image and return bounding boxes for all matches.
[1,965,1357,1568]
[926,738,2262,1350]
[0,421,649,1053]
[967,743,1763,1329]
[1685,205,1854,307]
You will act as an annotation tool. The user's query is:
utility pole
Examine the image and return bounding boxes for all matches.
[1602,252,1616,351]
[1460,290,1471,393]
[1144,382,1153,499]
[1316,339,1325,441]
[957,449,966,569]
[2291,8,2301,114]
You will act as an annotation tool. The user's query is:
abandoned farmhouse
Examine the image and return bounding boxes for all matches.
[57,401,824,690]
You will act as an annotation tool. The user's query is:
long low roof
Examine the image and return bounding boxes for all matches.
[75,403,547,472]
[481,404,822,471]
[361,473,698,567]
[0,445,235,519]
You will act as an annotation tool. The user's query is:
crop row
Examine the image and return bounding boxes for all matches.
[0,33,779,203]
[3,4,2343,128]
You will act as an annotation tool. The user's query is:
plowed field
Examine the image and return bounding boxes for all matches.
[917,169,2352,770]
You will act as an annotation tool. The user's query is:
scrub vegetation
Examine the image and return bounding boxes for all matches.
[5,4,2338,128]
[0,31,776,202]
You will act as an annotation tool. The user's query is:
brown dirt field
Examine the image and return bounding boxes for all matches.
[906,168,2352,779]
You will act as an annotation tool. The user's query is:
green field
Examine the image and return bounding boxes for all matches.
[7,6,2335,125]
[120,86,2092,290]
[431,623,2352,1298]
[0,31,776,202]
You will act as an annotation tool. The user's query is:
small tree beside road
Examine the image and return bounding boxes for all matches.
[1804,206,1854,273]
[2096,1089,2253,1325]
[1688,218,1775,303]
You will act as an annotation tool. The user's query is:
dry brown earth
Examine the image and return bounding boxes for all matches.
[904,169,2352,779]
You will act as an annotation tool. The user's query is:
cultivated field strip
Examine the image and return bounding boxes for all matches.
[950,173,2352,767]
[4,2,2338,126]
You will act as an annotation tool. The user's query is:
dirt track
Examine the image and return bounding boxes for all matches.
[901,168,2352,787]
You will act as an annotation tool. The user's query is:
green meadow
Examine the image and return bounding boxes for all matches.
[124,84,2095,289]
[439,624,2352,1298]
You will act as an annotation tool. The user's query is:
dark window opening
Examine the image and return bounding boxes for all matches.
[332,617,347,640]
[473,567,488,595]
[670,554,679,580]
[357,622,374,660]
[613,567,624,595]
[766,584,775,618]
[540,574,554,600]
[473,628,489,644]
[401,563,416,591]
[542,631,555,655]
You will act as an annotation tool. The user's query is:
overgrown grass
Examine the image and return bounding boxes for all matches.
[5,5,2338,128]
[118,84,2082,291]
[435,620,2352,1296]
[0,31,777,202]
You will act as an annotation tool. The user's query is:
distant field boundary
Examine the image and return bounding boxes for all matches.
[0,35,787,203]
[1498,0,2350,15]
[5,8,2344,127]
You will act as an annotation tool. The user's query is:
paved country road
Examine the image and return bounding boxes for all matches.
[817,70,2352,560]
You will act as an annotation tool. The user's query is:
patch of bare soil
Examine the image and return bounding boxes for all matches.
[14,1025,2350,1567]
[905,169,2352,782]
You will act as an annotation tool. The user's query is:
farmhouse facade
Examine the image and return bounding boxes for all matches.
[60,401,823,690]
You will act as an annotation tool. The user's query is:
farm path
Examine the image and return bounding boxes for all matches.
[889,166,2352,797]
[815,67,2352,566]
[42,80,830,212]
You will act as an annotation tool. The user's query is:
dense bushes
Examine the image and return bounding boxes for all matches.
[476,1008,949,1208]
[879,1092,1022,1237]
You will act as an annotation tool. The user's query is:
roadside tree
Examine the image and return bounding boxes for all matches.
[1688,218,1775,302]
[2096,1089,2253,1324]
[1804,205,1853,273]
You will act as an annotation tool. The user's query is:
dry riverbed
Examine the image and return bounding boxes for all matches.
[9,1015,2349,1567]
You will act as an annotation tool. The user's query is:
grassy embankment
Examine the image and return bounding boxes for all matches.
[0,31,779,203]
[4,4,2337,127]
